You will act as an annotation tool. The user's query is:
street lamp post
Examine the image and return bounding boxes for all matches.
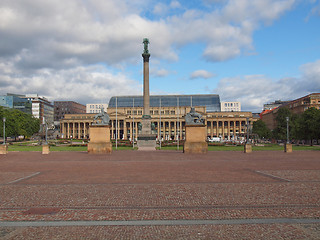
[244,117,252,153]
[3,117,6,145]
[132,98,135,149]
[246,117,249,143]
[286,117,289,144]
[42,117,48,145]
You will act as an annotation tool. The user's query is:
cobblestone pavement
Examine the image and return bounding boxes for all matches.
[0,151,320,239]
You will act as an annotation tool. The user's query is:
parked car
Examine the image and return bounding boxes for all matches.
[208,137,221,142]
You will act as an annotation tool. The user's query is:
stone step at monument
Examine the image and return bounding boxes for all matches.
[137,146,157,151]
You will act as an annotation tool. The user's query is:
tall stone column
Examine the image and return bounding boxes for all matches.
[138,38,156,150]
[143,53,150,116]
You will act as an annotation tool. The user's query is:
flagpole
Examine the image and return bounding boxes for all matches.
[177,96,179,151]
[116,97,118,150]
[159,97,161,150]
[133,98,135,149]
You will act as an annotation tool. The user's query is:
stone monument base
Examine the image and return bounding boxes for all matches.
[88,142,112,154]
[183,125,208,154]
[184,142,208,154]
[0,144,8,154]
[244,143,252,153]
[137,135,157,150]
[137,117,156,150]
[88,125,112,154]
[284,143,292,153]
[42,144,50,154]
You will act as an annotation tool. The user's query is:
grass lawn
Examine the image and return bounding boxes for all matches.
[8,145,137,152]
[158,144,320,151]
[7,143,320,152]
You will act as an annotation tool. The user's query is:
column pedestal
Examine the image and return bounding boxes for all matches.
[88,125,112,154]
[244,143,252,153]
[42,144,50,155]
[138,117,156,150]
[183,125,208,154]
[0,144,8,154]
[284,143,292,153]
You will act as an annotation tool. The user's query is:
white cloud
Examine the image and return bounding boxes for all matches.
[151,68,171,78]
[0,0,299,103]
[170,1,182,9]
[153,1,182,15]
[190,70,214,79]
[213,59,320,112]
[0,64,141,104]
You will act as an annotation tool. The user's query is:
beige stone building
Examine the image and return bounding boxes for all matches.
[60,95,254,141]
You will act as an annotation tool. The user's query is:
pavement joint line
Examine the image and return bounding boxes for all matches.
[3,180,314,186]
[254,170,291,182]
[6,172,41,184]
[1,204,319,211]
[1,218,320,227]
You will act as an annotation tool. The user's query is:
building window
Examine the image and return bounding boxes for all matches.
[138,110,142,115]
[127,110,131,114]
[154,110,159,115]
[171,110,175,115]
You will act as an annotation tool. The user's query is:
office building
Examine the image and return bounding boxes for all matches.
[54,101,86,121]
[221,102,241,112]
[86,103,108,113]
[0,93,32,114]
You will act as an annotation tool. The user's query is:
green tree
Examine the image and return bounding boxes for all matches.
[273,108,294,141]
[295,107,320,145]
[252,119,272,139]
[0,107,40,141]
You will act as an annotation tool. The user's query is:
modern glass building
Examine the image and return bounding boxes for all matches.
[0,93,32,114]
[108,94,221,112]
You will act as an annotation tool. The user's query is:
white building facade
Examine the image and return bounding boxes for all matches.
[27,94,54,125]
[86,103,108,113]
[221,102,241,112]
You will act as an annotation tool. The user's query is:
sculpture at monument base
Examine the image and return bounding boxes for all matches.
[184,108,208,154]
[88,109,112,154]
[185,107,205,125]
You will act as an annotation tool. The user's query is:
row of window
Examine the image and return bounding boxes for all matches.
[89,104,106,109]
[126,110,178,115]
[89,110,102,113]
[224,102,239,107]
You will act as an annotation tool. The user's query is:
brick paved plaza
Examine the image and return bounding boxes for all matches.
[0,150,320,239]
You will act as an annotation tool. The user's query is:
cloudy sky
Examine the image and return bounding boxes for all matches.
[1,0,320,112]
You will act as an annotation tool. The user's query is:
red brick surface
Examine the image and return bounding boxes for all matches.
[1,150,320,239]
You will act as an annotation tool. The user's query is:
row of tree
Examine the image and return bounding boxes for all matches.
[0,106,40,141]
[253,107,320,145]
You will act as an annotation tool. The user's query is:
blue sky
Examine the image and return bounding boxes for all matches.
[0,0,320,112]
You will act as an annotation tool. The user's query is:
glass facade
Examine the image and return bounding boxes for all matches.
[109,94,221,112]
[0,94,32,114]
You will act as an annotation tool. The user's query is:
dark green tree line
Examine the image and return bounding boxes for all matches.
[294,107,320,145]
[252,119,272,139]
[256,107,320,144]
[0,106,40,141]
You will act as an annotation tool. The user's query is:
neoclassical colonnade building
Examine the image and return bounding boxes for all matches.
[60,94,254,141]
